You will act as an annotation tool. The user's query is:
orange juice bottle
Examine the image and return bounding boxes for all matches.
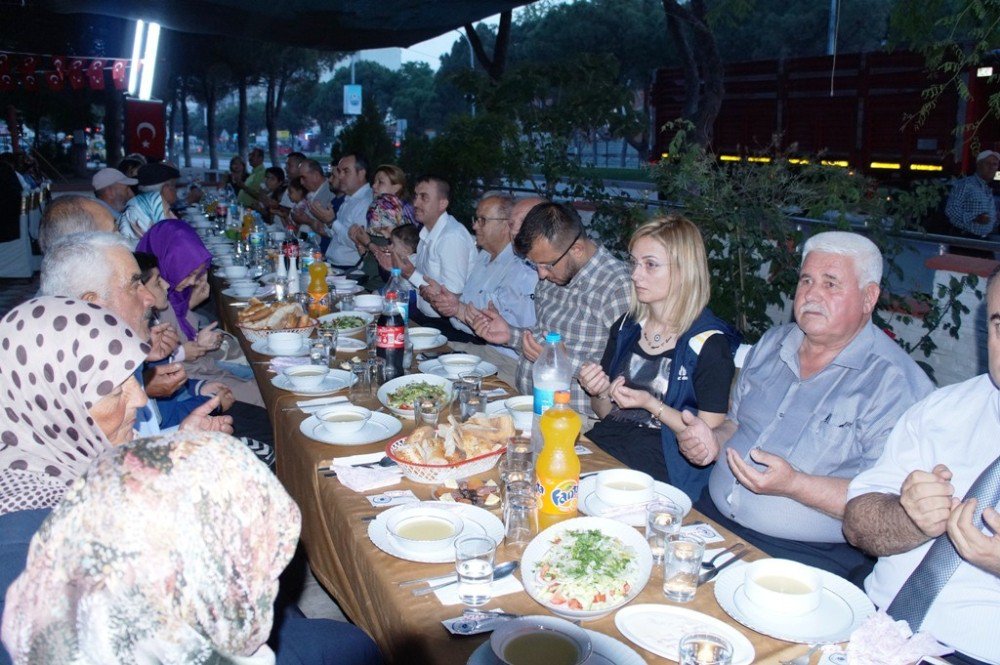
[535,390,581,529]
[240,207,254,240]
[306,261,331,318]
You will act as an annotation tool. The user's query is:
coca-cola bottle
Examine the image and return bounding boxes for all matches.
[376,291,405,380]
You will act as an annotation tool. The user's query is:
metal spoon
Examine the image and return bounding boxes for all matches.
[412,560,519,597]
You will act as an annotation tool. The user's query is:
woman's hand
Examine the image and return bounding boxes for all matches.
[195,322,222,350]
[578,361,611,397]
[608,375,657,411]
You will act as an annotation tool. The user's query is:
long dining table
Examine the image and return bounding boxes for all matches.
[211,280,819,665]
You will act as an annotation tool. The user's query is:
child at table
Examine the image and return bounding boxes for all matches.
[386,224,419,313]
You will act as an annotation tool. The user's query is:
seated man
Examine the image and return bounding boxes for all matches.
[470,201,631,418]
[678,231,934,581]
[843,267,1000,665]
[945,150,999,239]
[388,175,477,324]
[421,192,539,382]
[92,167,136,221]
[37,194,117,253]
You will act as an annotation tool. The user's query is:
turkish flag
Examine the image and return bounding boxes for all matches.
[46,71,64,92]
[88,60,105,90]
[19,56,37,76]
[0,54,10,76]
[0,73,13,93]
[51,55,67,73]
[124,98,166,160]
[111,60,127,91]
[68,70,86,91]
[22,73,39,92]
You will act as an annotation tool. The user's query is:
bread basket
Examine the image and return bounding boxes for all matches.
[237,320,318,344]
[386,437,506,484]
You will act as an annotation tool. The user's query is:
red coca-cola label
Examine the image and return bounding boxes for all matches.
[376,326,405,349]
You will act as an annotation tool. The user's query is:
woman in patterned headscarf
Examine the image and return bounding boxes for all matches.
[0,296,148,515]
[2,431,300,664]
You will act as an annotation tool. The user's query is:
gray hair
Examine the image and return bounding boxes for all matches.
[479,191,515,218]
[802,231,882,287]
[40,232,132,301]
[38,195,103,253]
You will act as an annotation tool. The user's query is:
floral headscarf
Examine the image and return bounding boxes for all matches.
[0,297,147,515]
[366,193,416,237]
[136,219,213,340]
[2,431,301,665]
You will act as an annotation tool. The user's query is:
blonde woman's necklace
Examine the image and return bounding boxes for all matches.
[643,324,676,350]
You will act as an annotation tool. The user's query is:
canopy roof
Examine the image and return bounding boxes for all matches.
[28,0,528,51]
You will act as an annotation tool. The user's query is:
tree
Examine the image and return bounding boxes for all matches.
[332,94,396,168]
[258,45,324,164]
[465,10,512,82]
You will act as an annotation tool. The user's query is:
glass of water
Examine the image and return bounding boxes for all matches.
[646,500,684,564]
[678,632,733,665]
[504,493,538,555]
[454,535,495,607]
[663,534,705,603]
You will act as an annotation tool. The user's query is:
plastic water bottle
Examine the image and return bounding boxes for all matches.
[384,267,411,323]
[530,332,572,454]
[301,233,320,272]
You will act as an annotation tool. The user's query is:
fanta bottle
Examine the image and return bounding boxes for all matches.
[307,261,331,318]
[535,390,581,529]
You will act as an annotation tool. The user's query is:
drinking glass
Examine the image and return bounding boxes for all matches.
[365,321,378,357]
[454,536,495,607]
[367,357,386,393]
[414,396,447,426]
[678,632,733,665]
[504,493,538,554]
[320,329,338,365]
[462,391,486,420]
[646,500,684,564]
[339,294,355,311]
[349,360,370,403]
[663,534,705,603]
[506,436,533,468]
[309,341,329,366]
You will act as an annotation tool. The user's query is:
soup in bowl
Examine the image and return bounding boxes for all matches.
[743,558,823,616]
[595,469,655,507]
[504,395,534,432]
[316,405,372,435]
[283,364,330,390]
[385,506,465,553]
[437,353,481,378]
[490,615,592,665]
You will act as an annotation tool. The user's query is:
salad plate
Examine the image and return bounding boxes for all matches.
[578,474,691,527]
[614,604,755,665]
[299,411,402,446]
[714,564,874,644]
[377,374,453,419]
[466,628,644,665]
[368,501,502,563]
[520,516,652,621]
[318,311,373,336]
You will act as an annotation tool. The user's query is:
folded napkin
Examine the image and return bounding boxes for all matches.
[297,396,349,412]
[834,610,952,665]
[426,572,524,606]
[330,452,402,492]
[268,356,310,373]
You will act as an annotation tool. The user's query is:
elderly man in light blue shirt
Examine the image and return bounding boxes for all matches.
[422,193,538,382]
[678,231,935,582]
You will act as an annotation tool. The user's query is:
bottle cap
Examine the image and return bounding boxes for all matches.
[391,267,401,276]
[554,390,571,404]
[545,332,562,344]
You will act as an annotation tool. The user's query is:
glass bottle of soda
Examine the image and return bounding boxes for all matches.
[376,291,405,380]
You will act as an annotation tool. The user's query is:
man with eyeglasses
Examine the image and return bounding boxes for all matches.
[395,175,477,321]
[469,202,631,418]
[421,193,540,382]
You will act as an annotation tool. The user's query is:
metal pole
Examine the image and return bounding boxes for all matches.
[456,29,476,117]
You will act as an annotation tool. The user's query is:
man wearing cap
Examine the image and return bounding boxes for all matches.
[945,150,1000,239]
[118,162,179,243]
[92,167,136,220]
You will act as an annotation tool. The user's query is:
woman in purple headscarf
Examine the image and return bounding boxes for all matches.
[136,220,262,406]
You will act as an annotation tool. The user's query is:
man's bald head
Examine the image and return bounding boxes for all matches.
[38,195,117,253]
[510,197,548,237]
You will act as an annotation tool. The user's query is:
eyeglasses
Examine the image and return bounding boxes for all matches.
[472,215,509,226]
[625,257,666,274]
[526,230,582,272]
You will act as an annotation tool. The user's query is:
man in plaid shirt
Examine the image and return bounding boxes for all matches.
[945,150,999,238]
[469,202,631,418]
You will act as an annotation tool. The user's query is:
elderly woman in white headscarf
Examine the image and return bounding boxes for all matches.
[118,162,179,242]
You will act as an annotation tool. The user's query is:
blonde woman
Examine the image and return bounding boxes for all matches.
[578,214,740,500]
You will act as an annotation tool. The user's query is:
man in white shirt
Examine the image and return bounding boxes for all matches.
[290,159,334,231]
[394,176,477,321]
[843,268,1000,665]
[320,153,371,269]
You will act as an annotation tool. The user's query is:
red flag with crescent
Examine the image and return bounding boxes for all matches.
[124,98,166,160]
[0,72,13,93]
[51,55,67,73]
[19,55,37,76]
[0,54,10,76]
[46,71,64,92]
[22,73,39,92]
[67,58,86,91]
[111,60,127,90]
[88,60,105,90]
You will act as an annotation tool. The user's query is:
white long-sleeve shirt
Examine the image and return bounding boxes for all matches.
[409,212,477,318]
[324,183,370,267]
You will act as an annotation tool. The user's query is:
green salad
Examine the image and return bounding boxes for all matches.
[321,315,365,331]
[534,529,637,611]
[388,381,448,410]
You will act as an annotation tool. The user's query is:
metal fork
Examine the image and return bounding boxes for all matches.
[780,645,820,665]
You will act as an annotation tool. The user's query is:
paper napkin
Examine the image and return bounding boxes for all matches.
[329,452,403,492]
[427,573,524,606]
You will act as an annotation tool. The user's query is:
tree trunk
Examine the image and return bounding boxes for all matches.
[662,0,724,148]
[238,77,248,159]
[180,78,191,168]
[265,75,278,165]
[204,81,218,170]
[103,89,123,167]
[464,9,511,83]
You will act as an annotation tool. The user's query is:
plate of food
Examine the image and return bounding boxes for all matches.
[520,517,652,621]
[376,373,453,419]
[318,311,373,337]
[387,413,514,483]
